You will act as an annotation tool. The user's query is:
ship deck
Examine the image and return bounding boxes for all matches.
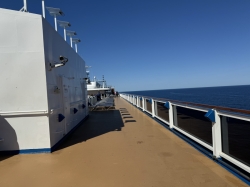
[0,98,248,187]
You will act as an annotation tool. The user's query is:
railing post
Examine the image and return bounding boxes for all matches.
[152,99,155,117]
[169,102,175,129]
[154,100,158,116]
[204,109,222,158]
[212,110,222,158]
[142,97,145,111]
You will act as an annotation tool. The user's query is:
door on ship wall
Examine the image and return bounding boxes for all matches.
[81,81,87,116]
[60,76,71,135]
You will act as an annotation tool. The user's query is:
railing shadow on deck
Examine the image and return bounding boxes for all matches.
[54,110,124,152]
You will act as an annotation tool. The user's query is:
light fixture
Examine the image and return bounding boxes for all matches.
[57,20,71,41]
[49,55,69,69]
[72,38,81,53]
[46,7,64,31]
[66,30,77,47]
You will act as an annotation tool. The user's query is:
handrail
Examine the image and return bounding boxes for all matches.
[126,94,250,116]
[0,110,48,116]
[121,93,250,178]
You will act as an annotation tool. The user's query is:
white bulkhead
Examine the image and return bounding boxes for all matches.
[0,8,88,153]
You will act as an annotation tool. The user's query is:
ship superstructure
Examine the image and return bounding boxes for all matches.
[0,2,88,153]
[86,69,114,96]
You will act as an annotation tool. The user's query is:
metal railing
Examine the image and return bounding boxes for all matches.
[120,93,250,177]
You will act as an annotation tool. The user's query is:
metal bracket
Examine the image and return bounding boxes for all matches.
[205,109,216,122]
[164,102,170,109]
[54,86,60,93]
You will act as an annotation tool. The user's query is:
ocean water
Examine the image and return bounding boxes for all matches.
[123,85,250,110]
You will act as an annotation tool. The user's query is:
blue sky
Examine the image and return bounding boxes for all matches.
[1,0,250,91]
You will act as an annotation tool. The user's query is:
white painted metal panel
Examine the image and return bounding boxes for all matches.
[42,18,87,147]
[0,9,47,113]
[0,9,50,151]
[0,8,87,152]
[0,116,50,150]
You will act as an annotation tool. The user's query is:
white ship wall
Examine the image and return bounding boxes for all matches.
[42,19,87,147]
[0,8,88,153]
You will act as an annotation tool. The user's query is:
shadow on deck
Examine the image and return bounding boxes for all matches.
[55,110,124,151]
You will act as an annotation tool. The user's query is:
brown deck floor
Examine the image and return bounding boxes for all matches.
[0,98,248,187]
